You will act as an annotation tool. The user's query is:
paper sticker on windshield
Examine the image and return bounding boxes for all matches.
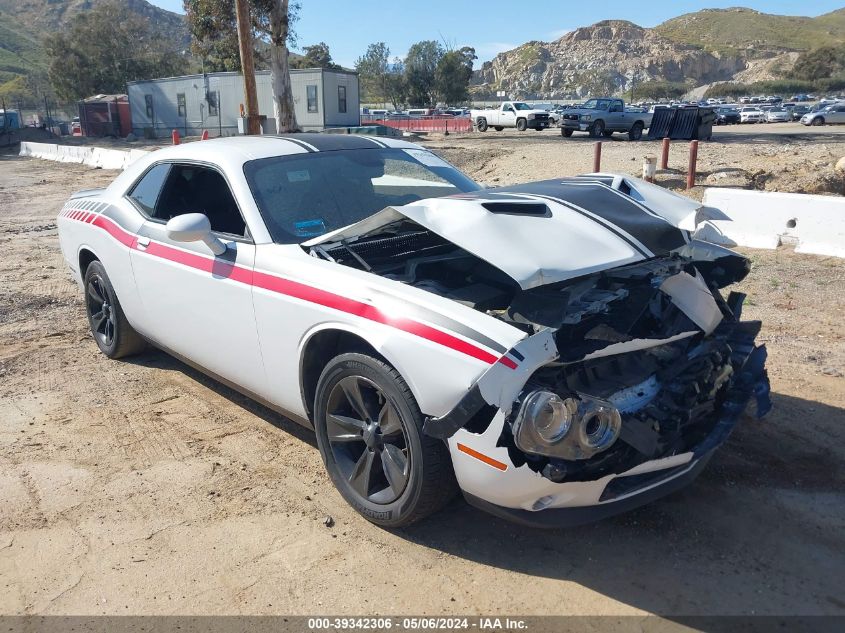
[287,170,311,183]
[403,149,451,169]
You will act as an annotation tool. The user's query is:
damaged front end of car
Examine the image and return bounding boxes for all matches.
[307,176,771,525]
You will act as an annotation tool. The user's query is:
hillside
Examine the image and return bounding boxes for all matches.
[472,7,845,100]
[0,0,188,102]
[655,7,845,56]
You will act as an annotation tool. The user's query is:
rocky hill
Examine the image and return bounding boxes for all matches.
[472,8,845,100]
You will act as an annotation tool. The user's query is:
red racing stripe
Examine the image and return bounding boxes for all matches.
[71,211,504,366]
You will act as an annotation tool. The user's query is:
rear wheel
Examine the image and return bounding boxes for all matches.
[476,117,488,132]
[83,260,144,359]
[516,118,528,132]
[561,128,573,137]
[628,121,644,141]
[314,353,456,528]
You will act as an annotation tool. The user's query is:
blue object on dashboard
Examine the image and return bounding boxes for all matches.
[294,219,327,237]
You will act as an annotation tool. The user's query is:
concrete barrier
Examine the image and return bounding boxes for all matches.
[702,188,845,258]
[19,141,149,171]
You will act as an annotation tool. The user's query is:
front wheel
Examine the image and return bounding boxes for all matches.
[314,353,457,528]
[812,117,824,126]
[589,120,605,138]
[516,118,528,132]
[84,260,145,359]
[561,128,573,137]
[476,117,488,132]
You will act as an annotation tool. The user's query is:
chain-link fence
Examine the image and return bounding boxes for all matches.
[1,97,77,135]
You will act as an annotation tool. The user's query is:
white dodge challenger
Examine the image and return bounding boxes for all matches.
[57,134,770,528]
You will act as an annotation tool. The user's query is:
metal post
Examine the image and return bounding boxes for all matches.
[687,140,699,190]
[593,141,602,173]
[661,137,670,170]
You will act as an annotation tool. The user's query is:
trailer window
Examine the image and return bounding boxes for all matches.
[338,85,347,113]
[307,85,318,113]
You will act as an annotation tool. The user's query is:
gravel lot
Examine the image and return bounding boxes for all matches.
[1,128,844,619]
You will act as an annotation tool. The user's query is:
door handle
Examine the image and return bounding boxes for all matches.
[136,236,150,250]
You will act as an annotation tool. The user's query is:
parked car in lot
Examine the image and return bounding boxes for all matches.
[714,107,740,125]
[559,97,652,139]
[790,104,811,120]
[56,135,770,528]
[765,108,791,123]
[471,102,552,132]
[739,106,765,123]
[801,103,845,126]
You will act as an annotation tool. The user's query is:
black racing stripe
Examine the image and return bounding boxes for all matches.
[275,136,317,152]
[276,133,389,152]
[369,288,507,355]
[519,192,651,258]
[492,180,687,255]
[509,348,525,362]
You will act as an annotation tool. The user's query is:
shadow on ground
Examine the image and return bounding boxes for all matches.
[124,349,845,618]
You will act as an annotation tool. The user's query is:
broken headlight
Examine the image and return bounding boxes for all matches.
[512,390,622,460]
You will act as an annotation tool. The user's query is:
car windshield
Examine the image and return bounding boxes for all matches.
[512,102,533,111]
[581,99,610,110]
[244,148,481,244]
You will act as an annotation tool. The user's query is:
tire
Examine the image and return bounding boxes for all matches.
[313,353,457,528]
[812,117,824,126]
[83,260,145,359]
[589,120,605,138]
[602,130,614,138]
[516,118,528,132]
[476,117,488,132]
[494,126,503,131]
[628,121,644,140]
[561,128,573,137]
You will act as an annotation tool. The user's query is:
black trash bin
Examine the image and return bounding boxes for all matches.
[695,107,716,141]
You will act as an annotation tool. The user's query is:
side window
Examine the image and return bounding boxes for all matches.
[307,85,318,113]
[338,85,347,113]
[156,164,246,237]
[145,94,154,119]
[128,163,171,215]
[177,93,187,118]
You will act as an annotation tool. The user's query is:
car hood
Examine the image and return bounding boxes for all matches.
[305,178,693,290]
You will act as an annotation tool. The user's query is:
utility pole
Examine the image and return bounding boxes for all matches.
[235,0,261,135]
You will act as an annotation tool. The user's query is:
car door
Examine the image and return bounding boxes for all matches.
[500,104,516,127]
[126,161,267,396]
[609,100,625,130]
[832,105,845,123]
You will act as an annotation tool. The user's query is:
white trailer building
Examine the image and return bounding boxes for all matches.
[127,68,360,138]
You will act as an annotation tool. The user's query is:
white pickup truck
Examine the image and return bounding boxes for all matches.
[471,102,552,132]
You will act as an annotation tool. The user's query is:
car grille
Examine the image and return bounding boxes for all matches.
[534,114,549,121]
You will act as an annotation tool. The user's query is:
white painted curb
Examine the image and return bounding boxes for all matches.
[19,142,149,171]
[702,188,845,258]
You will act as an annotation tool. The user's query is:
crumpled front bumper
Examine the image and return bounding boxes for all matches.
[431,308,771,527]
[461,344,769,528]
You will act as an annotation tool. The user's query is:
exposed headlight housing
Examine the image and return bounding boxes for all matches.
[512,390,622,461]
[527,113,536,119]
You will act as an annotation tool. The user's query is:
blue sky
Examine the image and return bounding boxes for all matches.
[150,1,845,67]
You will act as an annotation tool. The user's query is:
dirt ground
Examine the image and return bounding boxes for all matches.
[1,128,844,619]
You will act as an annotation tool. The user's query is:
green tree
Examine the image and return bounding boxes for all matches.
[292,42,339,69]
[635,80,688,101]
[404,40,443,106]
[46,0,186,101]
[355,42,390,103]
[385,57,408,110]
[434,46,476,104]
[184,0,300,71]
[790,45,845,82]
